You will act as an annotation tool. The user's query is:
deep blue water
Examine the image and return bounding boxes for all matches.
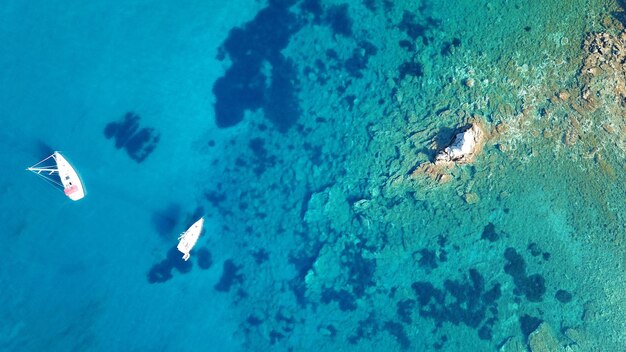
[1,0,626,351]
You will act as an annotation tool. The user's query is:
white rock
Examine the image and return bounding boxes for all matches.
[435,123,484,165]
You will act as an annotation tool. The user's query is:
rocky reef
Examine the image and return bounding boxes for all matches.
[190,0,626,350]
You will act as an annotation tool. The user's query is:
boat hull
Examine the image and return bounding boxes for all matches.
[53,152,85,201]
[177,218,204,261]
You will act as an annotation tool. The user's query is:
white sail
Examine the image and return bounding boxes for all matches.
[177,217,204,261]
[27,151,86,201]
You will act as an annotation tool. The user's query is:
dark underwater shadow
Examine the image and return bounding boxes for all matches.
[34,140,54,157]
[151,203,181,239]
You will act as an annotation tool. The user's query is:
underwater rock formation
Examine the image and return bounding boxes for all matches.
[435,123,485,165]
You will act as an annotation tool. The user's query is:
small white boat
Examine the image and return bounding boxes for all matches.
[27,151,86,201]
[177,217,204,261]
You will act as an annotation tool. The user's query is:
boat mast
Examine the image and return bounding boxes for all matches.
[27,166,59,174]
[26,154,64,189]
[27,154,58,172]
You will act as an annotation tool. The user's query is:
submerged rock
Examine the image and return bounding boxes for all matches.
[409,162,450,183]
[435,123,485,165]
[498,336,526,352]
[528,323,564,352]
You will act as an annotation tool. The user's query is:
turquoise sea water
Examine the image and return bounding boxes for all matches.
[1,0,625,351]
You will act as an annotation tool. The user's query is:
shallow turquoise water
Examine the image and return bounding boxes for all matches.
[1,0,625,351]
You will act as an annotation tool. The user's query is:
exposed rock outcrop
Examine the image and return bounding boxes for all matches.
[435,123,485,165]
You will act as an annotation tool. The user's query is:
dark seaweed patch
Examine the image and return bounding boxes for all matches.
[213,1,302,131]
[303,60,330,85]
[214,259,244,292]
[303,142,323,165]
[441,38,461,56]
[269,330,284,344]
[524,274,546,302]
[398,11,439,45]
[363,0,376,12]
[527,242,550,260]
[251,248,270,264]
[416,248,438,271]
[248,138,277,176]
[321,288,357,311]
[478,325,492,340]
[482,284,501,304]
[345,40,378,78]
[433,335,448,350]
[348,312,379,344]
[399,39,414,51]
[520,314,543,337]
[481,223,500,242]
[504,247,546,302]
[410,269,501,339]
[527,242,542,256]
[147,261,173,283]
[196,248,212,270]
[263,57,302,132]
[246,314,263,326]
[504,247,526,279]
[275,310,296,333]
[104,112,159,163]
[205,188,232,218]
[341,243,376,297]
[384,321,411,350]
[383,0,393,12]
[205,189,226,207]
[398,61,423,80]
[300,0,323,22]
[344,94,357,110]
[147,246,193,284]
[326,49,339,61]
[396,299,416,323]
[437,234,448,261]
[324,4,352,37]
[288,241,323,306]
[555,289,572,303]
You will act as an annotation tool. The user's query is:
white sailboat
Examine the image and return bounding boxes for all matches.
[177,217,204,261]
[27,151,86,201]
